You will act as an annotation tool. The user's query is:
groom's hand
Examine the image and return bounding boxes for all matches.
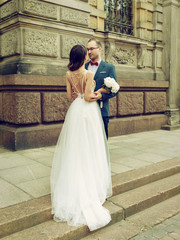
[88,92,102,102]
[71,90,78,100]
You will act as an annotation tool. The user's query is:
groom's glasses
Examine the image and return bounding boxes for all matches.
[87,47,99,51]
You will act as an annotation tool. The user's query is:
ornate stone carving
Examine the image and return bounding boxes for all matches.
[145,92,166,113]
[60,7,89,26]
[2,92,41,124]
[106,42,136,65]
[114,47,136,65]
[24,29,58,57]
[0,0,18,19]
[1,29,20,57]
[23,0,57,19]
[137,44,147,69]
[42,92,71,122]
[118,92,144,116]
[61,35,88,59]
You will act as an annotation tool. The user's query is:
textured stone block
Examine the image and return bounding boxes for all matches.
[156,49,162,68]
[3,92,41,124]
[61,35,88,59]
[144,50,153,67]
[60,7,89,26]
[1,29,20,57]
[0,0,18,19]
[0,92,2,121]
[109,96,117,117]
[42,92,71,122]
[90,16,97,29]
[145,92,166,113]
[22,0,58,19]
[24,29,58,57]
[118,92,144,116]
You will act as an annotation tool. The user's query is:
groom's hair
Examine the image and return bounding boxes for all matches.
[68,45,87,71]
[88,38,102,48]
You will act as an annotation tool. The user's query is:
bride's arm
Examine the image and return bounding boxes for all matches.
[84,71,99,102]
[66,72,72,100]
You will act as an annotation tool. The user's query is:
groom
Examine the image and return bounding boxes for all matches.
[85,38,118,138]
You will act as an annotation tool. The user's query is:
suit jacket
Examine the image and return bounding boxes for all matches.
[85,60,118,117]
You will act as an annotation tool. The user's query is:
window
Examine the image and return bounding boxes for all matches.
[104,0,133,35]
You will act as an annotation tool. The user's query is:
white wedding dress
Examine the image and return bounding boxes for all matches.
[50,70,112,231]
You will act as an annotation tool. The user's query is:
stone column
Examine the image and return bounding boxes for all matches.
[162,0,180,128]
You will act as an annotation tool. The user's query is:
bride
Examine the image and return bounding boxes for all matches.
[50,45,112,231]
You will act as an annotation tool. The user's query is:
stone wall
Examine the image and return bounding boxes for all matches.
[0,0,173,150]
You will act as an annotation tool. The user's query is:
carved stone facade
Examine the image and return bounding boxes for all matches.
[118,92,144,116]
[145,92,166,113]
[0,0,179,150]
[23,0,58,19]
[24,29,58,57]
[42,92,71,122]
[60,8,89,26]
[1,29,20,57]
[0,0,18,19]
[2,92,41,124]
[112,46,137,66]
[61,36,88,59]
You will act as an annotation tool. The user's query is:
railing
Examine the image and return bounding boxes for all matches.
[104,0,133,35]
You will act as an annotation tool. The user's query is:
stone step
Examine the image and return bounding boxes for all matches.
[80,194,180,240]
[1,201,123,240]
[1,169,180,240]
[112,157,180,196]
[110,172,180,218]
[0,157,179,238]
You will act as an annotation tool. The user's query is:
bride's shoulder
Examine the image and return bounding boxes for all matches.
[86,70,94,77]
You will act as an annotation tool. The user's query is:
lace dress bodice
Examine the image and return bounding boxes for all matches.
[68,70,95,98]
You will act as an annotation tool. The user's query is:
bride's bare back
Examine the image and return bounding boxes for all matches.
[66,69,97,101]
[68,70,87,95]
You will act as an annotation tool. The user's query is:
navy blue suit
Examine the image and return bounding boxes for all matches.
[85,60,118,137]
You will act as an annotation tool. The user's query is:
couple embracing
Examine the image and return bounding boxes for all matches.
[50,38,119,231]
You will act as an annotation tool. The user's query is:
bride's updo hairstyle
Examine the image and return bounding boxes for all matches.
[68,45,87,71]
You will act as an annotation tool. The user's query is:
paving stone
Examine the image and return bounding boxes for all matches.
[168,228,180,239]
[0,163,50,184]
[164,224,179,233]
[16,176,50,198]
[0,156,37,170]
[110,162,133,174]
[160,236,175,240]
[0,179,32,208]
